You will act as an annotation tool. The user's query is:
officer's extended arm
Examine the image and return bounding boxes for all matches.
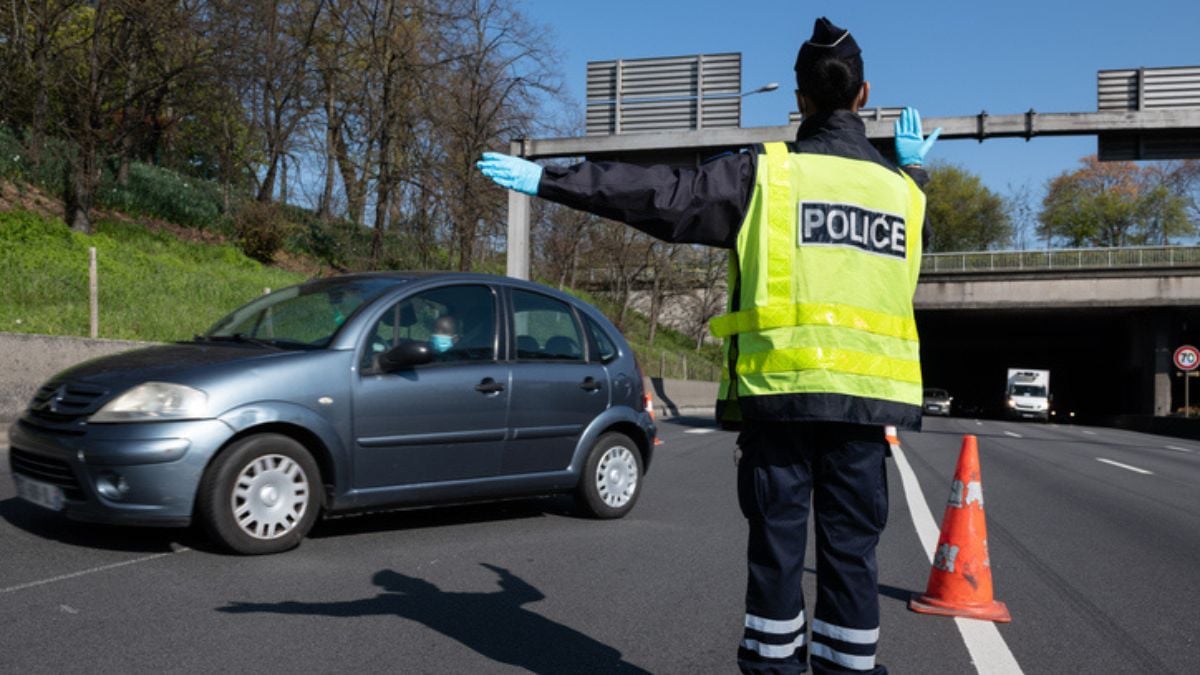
[476,151,755,249]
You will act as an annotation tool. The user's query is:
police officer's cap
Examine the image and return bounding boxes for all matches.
[794,17,860,73]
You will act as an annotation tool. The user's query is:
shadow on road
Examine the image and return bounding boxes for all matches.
[1,493,581,553]
[308,495,577,540]
[218,564,650,674]
[0,497,199,553]
[659,415,720,429]
[804,567,920,607]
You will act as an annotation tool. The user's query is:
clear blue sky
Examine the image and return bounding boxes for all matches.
[522,0,1200,203]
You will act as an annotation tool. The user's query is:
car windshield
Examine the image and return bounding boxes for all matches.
[923,389,949,399]
[204,278,399,348]
[1011,385,1046,397]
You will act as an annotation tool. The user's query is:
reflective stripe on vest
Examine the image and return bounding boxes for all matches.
[712,142,925,419]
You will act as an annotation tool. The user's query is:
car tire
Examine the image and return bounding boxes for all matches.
[196,433,322,555]
[575,432,643,519]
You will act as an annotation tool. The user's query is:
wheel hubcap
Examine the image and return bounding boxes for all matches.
[595,445,638,508]
[231,454,309,540]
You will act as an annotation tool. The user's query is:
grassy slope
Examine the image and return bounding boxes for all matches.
[0,210,305,341]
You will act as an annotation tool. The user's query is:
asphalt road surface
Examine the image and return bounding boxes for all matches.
[2,416,1197,674]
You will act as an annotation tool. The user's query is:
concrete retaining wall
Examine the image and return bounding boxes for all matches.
[1108,414,1200,442]
[0,332,152,421]
[644,376,717,420]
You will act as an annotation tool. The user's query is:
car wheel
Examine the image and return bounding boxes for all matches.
[576,432,643,519]
[197,433,322,555]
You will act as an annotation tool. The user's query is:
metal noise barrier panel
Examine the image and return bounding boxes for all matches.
[586,53,741,135]
[1098,66,1200,161]
[1098,66,1200,111]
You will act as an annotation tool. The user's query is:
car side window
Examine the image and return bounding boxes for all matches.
[584,315,618,364]
[512,290,584,362]
[362,285,496,371]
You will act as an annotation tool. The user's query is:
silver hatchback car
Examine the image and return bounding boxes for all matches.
[9,272,656,554]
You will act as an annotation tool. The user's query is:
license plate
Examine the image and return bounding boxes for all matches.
[14,474,65,512]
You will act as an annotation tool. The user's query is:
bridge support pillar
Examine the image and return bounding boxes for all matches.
[1153,312,1172,416]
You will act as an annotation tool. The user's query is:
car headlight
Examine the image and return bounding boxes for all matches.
[1006,399,1015,408]
[90,382,208,423]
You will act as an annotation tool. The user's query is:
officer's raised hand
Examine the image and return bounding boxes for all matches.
[476,152,543,196]
[894,107,942,167]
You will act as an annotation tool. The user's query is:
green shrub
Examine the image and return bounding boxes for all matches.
[99,162,226,229]
[233,201,293,263]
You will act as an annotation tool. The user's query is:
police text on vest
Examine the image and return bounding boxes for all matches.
[798,202,906,259]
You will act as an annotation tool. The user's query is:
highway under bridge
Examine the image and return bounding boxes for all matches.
[915,247,1200,423]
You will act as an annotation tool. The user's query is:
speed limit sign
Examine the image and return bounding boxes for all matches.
[1175,345,1200,371]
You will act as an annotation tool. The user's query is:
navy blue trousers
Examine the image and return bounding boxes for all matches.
[736,422,890,675]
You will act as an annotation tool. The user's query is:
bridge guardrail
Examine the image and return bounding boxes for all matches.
[921,246,1200,274]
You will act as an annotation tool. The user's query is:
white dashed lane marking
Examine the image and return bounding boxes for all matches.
[1165,445,1194,453]
[1095,458,1153,475]
[1003,431,1023,438]
[0,548,189,595]
[684,428,715,434]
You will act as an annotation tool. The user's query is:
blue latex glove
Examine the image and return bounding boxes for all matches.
[894,107,942,166]
[476,152,543,195]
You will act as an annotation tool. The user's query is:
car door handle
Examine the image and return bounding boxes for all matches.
[579,377,602,392]
[475,378,505,394]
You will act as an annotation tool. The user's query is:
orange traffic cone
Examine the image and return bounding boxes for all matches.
[909,435,1011,622]
[884,425,901,446]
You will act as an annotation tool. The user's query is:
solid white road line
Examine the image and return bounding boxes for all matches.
[1165,445,1194,453]
[891,443,1024,675]
[684,428,715,434]
[1003,431,1023,438]
[0,548,189,595]
[1095,458,1153,475]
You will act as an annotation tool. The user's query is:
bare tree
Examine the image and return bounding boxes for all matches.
[683,245,729,350]
[0,1,79,166]
[427,0,560,270]
[591,222,653,331]
[210,0,325,203]
[532,199,599,288]
[645,241,684,346]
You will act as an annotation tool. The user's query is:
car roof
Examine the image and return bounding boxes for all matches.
[309,272,600,309]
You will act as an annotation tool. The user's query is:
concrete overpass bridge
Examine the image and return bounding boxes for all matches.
[915,246,1200,421]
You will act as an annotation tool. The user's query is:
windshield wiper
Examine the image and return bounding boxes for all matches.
[205,333,283,350]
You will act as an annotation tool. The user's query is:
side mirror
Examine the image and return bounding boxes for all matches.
[378,341,434,371]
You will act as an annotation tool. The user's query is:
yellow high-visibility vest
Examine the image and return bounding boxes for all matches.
[710,142,925,428]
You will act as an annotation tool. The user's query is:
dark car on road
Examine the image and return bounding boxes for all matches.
[8,273,656,554]
[922,388,953,416]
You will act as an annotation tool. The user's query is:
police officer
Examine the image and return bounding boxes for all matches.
[477,17,938,674]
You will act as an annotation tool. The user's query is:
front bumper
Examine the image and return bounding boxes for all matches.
[8,416,235,526]
[923,403,951,416]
